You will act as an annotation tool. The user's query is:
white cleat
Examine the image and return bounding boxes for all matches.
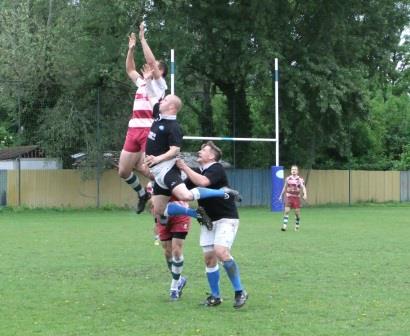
[281,224,287,231]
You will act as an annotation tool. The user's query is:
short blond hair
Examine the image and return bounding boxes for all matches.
[169,94,182,112]
[202,141,222,161]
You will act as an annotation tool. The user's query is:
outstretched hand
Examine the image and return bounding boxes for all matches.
[128,32,136,49]
[139,22,145,40]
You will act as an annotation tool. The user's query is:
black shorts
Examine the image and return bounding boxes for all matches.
[153,165,184,196]
[160,232,188,241]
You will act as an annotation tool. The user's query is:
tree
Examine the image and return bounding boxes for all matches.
[1,0,409,170]
[143,0,410,168]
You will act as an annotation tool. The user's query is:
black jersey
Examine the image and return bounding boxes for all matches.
[186,163,239,221]
[145,117,183,157]
[153,102,160,120]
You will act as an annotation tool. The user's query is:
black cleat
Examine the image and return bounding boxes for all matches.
[136,192,151,214]
[203,295,222,307]
[222,187,242,202]
[196,206,213,230]
[233,290,248,309]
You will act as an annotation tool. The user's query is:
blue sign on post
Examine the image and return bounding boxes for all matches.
[271,166,284,212]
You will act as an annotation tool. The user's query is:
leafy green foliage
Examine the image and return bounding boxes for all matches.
[0,0,409,169]
[0,126,14,148]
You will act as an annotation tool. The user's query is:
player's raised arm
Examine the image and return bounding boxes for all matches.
[126,32,140,83]
[139,22,162,80]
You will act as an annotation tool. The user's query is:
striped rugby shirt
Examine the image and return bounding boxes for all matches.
[285,175,305,198]
[128,77,167,128]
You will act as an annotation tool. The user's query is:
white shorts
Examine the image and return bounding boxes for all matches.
[149,158,187,190]
[149,158,176,189]
[200,218,239,249]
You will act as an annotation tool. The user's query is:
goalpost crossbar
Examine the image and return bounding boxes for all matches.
[183,136,277,142]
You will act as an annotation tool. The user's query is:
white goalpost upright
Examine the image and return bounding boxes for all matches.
[271,58,284,212]
[170,51,283,211]
[170,49,175,95]
[274,58,279,167]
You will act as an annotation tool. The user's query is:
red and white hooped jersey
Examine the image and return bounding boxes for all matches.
[128,78,153,128]
[128,77,167,129]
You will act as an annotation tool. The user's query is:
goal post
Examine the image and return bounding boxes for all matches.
[176,53,283,211]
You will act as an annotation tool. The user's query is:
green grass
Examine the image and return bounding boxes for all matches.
[0,205,409,336]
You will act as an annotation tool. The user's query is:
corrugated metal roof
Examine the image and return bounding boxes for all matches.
[0,145,44,160]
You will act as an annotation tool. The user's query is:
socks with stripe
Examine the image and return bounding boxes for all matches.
[170,255,184,290]
[124,172,145,197]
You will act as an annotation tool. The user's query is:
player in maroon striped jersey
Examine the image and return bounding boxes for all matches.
[279,165,307,231]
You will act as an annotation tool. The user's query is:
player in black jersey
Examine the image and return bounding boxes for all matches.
[177,141,248,309]
[144,95,241,230]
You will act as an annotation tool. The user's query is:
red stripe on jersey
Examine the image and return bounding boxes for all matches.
[135,93,149,100]
[132,109,153,119]
[285,175,304,197]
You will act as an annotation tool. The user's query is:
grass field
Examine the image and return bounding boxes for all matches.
[0,205,409,336]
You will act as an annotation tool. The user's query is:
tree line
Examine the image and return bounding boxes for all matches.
[0,0,409,169]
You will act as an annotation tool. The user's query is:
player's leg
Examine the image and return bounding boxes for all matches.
[156,169,213,228]
[200,225,222,306]
[160,239,173,271]
[133,152,153,213]
[153,216,160,245]
[164,200,213,230]
[158,220,175,299]
[118,150,141,186]
[147,188,159,244]
[203,250,222,306]
[294,207,301,231]
[170,214,191,298]
[162,166,241,202]
[174,184,241,202]
[135,155,153,179]
[282,205,291,231]
[151,183,173,234]
[213,218,248,309]
[169,234,187,300]
[151,194,170,218]
[118,150,148,213]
